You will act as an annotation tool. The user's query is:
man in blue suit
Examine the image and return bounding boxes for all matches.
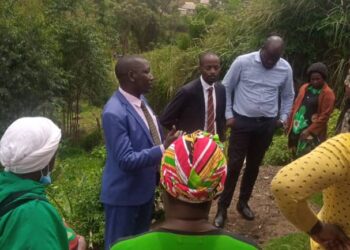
[101,55,178,249]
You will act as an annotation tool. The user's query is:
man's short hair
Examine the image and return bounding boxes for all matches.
[199,52,219,66]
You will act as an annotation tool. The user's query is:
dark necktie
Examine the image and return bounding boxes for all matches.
[207,87,215,134]
[140,101,161,145]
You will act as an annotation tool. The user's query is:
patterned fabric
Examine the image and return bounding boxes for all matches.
[140,101,161,145]
[290,85,321,157]
[160,131,227,203]
[272,133,350,249]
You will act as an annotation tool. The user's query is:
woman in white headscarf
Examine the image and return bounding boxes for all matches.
[0,117,84,250]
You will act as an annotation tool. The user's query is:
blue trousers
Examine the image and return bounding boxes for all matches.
[104,199,153,250]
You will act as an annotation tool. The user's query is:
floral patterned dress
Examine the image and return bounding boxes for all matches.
[289,86,321,157]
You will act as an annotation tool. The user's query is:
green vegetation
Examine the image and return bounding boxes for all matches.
[48,144,106,249]
[263,133,292,166]
[145,0,350,113]
[264,233,310,250]
[310,192,323,207]
[1,0,349,249]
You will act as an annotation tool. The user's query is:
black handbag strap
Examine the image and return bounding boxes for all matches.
[0,191,48,218]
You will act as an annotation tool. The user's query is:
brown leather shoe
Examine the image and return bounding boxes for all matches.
[214,207,227,228]
[236,201,254,220]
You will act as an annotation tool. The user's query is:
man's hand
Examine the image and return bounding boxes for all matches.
[300,129,310,140]
[164,126,182,149]
[276,119,284,129]
[310,222,350,250]
[226,118,235,128]
[77,235,87,250]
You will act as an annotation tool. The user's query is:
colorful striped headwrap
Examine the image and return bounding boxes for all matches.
[160,131,227,203]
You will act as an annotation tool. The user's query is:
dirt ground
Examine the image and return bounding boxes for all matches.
[208,165,298,246]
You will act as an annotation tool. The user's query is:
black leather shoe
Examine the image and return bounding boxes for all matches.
[214,207,227,228]
[236,201,254,220]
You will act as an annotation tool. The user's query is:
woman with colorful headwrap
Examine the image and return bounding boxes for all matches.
[111,131,258,250]
[0,117,85,250]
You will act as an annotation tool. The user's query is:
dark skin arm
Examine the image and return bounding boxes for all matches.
[164,126,182,149]
[309,221,350,250]
[226,118,235,128]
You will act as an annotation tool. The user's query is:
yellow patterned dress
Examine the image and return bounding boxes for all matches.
[271,133,350,250]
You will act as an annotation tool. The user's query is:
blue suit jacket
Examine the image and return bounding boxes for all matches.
[100,91,163,206]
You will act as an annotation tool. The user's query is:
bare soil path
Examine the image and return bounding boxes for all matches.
[209,165,298,246]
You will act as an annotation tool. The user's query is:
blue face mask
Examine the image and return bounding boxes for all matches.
[39,170,52,185]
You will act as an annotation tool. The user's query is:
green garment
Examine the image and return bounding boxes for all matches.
[0,172,69,250]
[111,229,259,250]
[291,85,321,157]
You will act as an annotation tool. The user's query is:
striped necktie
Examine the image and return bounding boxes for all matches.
[140,101,162,145]
[207,87,215,134]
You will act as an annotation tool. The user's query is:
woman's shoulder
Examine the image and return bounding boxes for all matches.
[329,133,350,145]
[12,198,62,224]
[322,83,335,95]
[317,133,350,158]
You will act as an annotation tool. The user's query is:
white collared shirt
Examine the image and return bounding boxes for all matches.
[119,87,163,149]
[200,75,217,133]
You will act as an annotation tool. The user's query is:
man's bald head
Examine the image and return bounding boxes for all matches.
[115,55,147,84]
[260,35,285,69]
[114,55,153,98]
[262,36,284,50]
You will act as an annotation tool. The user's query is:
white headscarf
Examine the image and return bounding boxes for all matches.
[0,117,61,174]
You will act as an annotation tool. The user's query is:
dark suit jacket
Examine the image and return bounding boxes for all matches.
[101,90,163,206]
[160,78,226,141]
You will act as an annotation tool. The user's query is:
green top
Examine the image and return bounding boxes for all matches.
[0,172,69,250]
[111,228,259,250]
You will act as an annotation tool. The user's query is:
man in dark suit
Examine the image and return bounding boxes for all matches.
[160,52,226,141]
[101,55,178,249]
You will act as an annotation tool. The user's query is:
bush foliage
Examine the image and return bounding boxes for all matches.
[49,145,106,249]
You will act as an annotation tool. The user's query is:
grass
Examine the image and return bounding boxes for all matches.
[49,144,105,248]
[263,193,322,249]
[263,233,310,250]
[309,193,323,207]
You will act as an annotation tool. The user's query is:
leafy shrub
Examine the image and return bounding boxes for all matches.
[91,145,107,162]
[81,129,103,152]
[176,33,191,50]
[58,140,86,159]
[327,108,340,138]
[263,133,292,166]
[49,145,105,249]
